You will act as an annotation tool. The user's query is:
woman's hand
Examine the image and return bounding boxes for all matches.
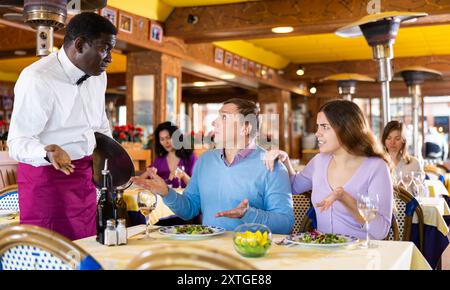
[316,187,345,212]
[262,150,289,172]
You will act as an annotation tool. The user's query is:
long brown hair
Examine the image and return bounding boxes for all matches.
[319,100,389,164]
[381,120,412,164]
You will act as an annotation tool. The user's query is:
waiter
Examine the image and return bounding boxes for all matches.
[7,12,117,240]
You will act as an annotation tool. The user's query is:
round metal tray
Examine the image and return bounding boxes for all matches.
[93,132,135,190]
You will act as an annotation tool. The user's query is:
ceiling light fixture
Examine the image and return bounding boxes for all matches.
[296,67,305,76]
[193,81,207,87]
[271,26,294,34]
[220,74,235,80]
[309,86,317,94]
[14,50,27,56]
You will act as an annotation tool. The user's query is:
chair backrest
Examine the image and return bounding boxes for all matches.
[392,186,425,251]
[0,168,17,189]
[0,225,102,270]
[291,191,312,234]
[126,243,257,270]
[424,165,444,181]
[0,184,18,212]
[385,214,400,241]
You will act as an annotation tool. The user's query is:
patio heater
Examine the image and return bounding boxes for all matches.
[1,0,107,56]
[335,12,427,126]
[396,66,442,158]
[321,73,375,101]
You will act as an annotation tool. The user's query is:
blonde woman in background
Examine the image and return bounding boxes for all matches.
[382,120,424,177]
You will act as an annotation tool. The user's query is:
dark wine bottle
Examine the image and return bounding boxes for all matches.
[96,160,114,244]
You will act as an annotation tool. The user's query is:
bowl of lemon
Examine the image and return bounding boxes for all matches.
[233,223,272,258]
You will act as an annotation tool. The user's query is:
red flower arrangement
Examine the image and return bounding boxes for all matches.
[113,124,143,143]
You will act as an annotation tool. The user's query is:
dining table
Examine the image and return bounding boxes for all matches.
[75,225,431,270]
[411,196,450,269]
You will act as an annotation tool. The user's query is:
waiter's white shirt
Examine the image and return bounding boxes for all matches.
[7,47,111,166]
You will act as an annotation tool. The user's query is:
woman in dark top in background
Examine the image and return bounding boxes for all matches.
[141,121,197,188]
[139,122,198,226]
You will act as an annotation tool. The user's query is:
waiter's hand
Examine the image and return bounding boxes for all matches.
[132,170,169,197]
[44,144,75,175]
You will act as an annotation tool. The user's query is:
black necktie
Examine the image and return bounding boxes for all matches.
[76,74,90,86]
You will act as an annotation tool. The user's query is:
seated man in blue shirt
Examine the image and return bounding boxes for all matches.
[133,98,294,234]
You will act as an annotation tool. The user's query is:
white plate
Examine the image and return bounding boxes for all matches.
[158,225,225,240]
[0,210,17,217]
[285,233,359,248]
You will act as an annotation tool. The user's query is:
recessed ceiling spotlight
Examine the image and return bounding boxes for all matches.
[220,74,235,80]
[271,26,294,34]
[14,50,27,56]
[193,82,207,87]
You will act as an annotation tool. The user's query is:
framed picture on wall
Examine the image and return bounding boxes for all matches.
[214,47,224,64]
[224,51,233,68]
[267,68,274,80]
[101,7,117,26]
[119,13,133,33]
[233,55,240,71]
[248,61,255,76]
[261,66,268,79]
[241,58,248,73]
[255,63,262,77]
[150,22,163,43]
[2,97,13,110]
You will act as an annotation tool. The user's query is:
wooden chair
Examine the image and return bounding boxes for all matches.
[291,191,313,234]
[0,184,18,212]
[0,225,102,270]
[124,147,151,174]
[392,186,425,252]
[424,165,444,181]
[126,243,257,270]
[385,214,400,241]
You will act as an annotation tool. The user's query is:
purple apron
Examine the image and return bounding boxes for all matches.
[17,156,96,240]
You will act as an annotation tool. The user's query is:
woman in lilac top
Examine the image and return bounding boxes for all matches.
[264,100,393,240]
[141,122,197,188]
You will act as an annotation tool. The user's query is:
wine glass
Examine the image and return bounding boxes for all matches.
[137,190,158,240]
[401,172,414,191]
[357,193,379,249]
[175,165,185,190]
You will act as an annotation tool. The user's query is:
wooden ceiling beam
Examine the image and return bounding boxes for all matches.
[165,0,450,43]
[283,54,450,83]
[313,80,450,98]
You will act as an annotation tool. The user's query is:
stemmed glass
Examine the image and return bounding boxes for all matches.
[412,171,427,201]
[175,165,185,190]
[137,190,158,240]
[357,193,379,249]
[401,172,414,191]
